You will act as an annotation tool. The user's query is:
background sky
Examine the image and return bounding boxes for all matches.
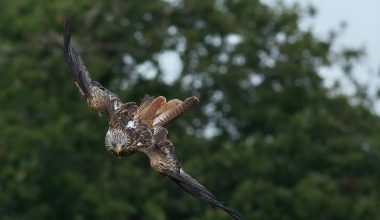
[264,0,380,111]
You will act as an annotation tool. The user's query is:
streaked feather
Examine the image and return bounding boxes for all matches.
[63,19,122,117]
[153,96,199,126]
[156,99,182,115]
[153,126,169,145]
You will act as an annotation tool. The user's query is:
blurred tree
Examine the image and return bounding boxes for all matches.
[0,0,379,219]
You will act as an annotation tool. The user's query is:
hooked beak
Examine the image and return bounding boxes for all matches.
[115,144,123,155]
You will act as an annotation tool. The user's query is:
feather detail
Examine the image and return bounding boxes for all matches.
[64,19,91,97]
[164,169,242,220]
[63,19,122,117]
[153,126,169,145]
[136,96,166,127]
[156,99,182,115]
[153,96,199,126]
[138,96,155,113]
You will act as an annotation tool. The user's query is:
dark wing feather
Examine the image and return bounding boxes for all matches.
[162,169,242,220]
[144,128,241,219]
[63,19,122,116]
[63,19,91,97]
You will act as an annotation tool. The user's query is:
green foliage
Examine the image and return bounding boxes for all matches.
[1,0,379,219]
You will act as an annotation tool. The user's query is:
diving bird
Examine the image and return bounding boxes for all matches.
[63,19,241,220]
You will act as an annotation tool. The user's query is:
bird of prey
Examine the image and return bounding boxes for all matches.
[63,19,241,220]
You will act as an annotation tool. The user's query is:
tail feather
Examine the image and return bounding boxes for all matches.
[138,95,155,113]
[136,96,166,126]
[166,169,242,220]
[156,99,183,115]
[153,96,199,126]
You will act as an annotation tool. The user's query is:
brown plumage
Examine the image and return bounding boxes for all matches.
[154,96,200,127]
[135,96,167,127]
[63,20,121,117]
[63,19,241,220]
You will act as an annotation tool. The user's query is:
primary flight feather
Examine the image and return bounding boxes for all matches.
[63,19,241,220]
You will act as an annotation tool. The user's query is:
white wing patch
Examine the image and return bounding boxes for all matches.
[110,95,121,110]
[126,120,136,128]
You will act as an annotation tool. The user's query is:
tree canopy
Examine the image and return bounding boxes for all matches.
[0,0,379,219]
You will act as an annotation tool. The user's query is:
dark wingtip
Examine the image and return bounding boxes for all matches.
[63,18,71,62]
[62,18,91,96]
[166,170,242,220]
[222,206,242,220]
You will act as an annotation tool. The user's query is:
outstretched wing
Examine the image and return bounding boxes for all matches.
[144,127,241,220]
[63,19,122,117]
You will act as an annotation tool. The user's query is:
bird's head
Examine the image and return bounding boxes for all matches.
[105,128,134,157]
